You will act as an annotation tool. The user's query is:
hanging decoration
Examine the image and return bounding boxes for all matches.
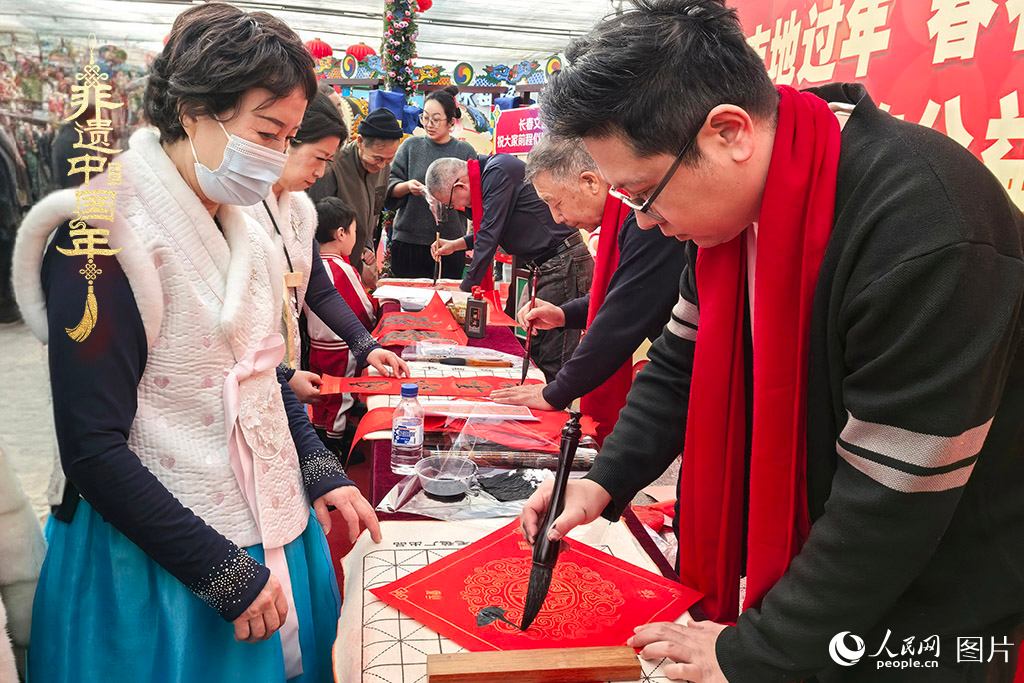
[381,0,418,95]
[416,0,433,10]
[304,37,334,60]
[345,41,377,61]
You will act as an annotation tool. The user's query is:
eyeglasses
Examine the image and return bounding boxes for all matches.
[607,125,700,222]
[419,113,448,127]
[430,181,462,224]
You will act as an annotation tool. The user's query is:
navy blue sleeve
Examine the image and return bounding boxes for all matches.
[461,166,516,291]
[559,295,590,330]
[43,221,268,622]
[542,217,687,410]
[275,368,356,502]
[304,241,380,364]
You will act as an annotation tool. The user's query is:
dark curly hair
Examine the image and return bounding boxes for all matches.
[292,91,348,147]
[144,2,317,143]
[541,0,777,164]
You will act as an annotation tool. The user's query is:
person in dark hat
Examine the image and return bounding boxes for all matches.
[309,107,404,288]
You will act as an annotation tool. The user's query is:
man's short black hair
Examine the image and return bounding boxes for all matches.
[541,0,778,164]
[315,197,357,244]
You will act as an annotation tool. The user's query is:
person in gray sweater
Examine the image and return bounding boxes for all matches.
[386,86,476,279]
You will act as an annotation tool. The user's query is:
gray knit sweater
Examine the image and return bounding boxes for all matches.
[386,135,476,245]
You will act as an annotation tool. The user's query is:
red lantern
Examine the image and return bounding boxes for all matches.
[304,37,333,59]
[346,42,377,61]
[417,0,433,11]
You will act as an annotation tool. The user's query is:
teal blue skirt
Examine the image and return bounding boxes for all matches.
[29,501,340,683]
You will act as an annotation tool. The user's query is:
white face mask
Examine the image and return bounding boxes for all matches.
[187,120,288,206]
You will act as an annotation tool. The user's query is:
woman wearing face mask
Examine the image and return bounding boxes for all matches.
[243,91,408,405]
[387,85,476,279]
[11,4,380,682]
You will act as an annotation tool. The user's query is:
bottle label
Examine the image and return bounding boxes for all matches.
[393,418,423,446]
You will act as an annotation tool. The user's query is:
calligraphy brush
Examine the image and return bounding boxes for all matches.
[520,266,540,385]
[433,231,441,287]
[519,411,582,631]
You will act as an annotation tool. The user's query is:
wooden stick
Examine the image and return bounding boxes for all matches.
[426,646,641,683]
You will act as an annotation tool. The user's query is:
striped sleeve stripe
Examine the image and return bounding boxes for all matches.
[838,445,976,493]
[836,413,991,493]
[666,295,698,341]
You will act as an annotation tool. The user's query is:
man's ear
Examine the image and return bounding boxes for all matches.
[579,171,603,195]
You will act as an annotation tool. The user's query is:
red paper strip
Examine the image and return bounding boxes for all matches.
[482,289,518,327]
[372,292,468,346]
[347,406,597,455]
[371,520,702,652]
[320,375,543,397]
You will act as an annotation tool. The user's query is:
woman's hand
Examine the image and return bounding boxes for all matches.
[313,485,383,544]
[431,238,459,260]
[233,574,289,643]
[406,180,427,196]
[517,298,565,333]
[519,478,612,545]
[366,348,410,378]
[287,370,323,404]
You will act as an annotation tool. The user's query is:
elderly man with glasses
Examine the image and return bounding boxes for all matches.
[489,135,687,444]
[426,153,594,380]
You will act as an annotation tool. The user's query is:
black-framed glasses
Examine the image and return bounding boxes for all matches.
[608,126,700,222]
[430,181,461,224]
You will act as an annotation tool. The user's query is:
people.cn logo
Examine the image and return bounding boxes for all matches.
[829,632,866,666]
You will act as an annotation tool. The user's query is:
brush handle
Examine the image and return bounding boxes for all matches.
[533,412,583,567]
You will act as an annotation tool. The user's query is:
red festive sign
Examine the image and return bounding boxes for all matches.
[731,0,1023,210]
[494,108,544,155]
[370,520,702,652]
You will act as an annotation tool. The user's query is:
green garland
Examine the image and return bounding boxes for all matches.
[382,0,419,97]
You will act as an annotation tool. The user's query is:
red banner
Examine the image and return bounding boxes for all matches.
[732,0,1023,210]
[494,107,544,155]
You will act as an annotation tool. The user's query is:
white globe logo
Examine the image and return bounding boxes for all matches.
[829,632,865,666]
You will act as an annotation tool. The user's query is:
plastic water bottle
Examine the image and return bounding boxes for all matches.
[391,383,424,474]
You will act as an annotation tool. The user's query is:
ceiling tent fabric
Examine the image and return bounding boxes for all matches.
[0,0,617,72]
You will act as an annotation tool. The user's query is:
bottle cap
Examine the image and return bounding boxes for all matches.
[471,286,483,300]
[401,383,419,398]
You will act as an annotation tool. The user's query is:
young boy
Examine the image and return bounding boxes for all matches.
[307,197,377,460]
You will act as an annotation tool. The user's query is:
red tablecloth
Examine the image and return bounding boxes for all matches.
[370,299,525,520]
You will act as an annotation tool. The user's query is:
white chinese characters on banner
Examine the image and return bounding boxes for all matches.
[769,10,803,84]
[798,0,846,83]
[1007,0,1024,50]
[839,0,894,77]
[918,95,974,148]
[982,91,1024,208]
[927,0,999,64]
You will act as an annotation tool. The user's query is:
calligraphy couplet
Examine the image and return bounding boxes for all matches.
[373,292,469,346]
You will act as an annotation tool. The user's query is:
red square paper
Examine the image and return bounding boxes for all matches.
[370,520,702,652]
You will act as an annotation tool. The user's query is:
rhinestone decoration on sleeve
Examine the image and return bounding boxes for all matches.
[188,545,264,616]
[301,447,346,490]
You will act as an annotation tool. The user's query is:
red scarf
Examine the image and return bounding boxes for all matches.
[466,158,494,291]
[579,194,634,444]
[677,86,841,623]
